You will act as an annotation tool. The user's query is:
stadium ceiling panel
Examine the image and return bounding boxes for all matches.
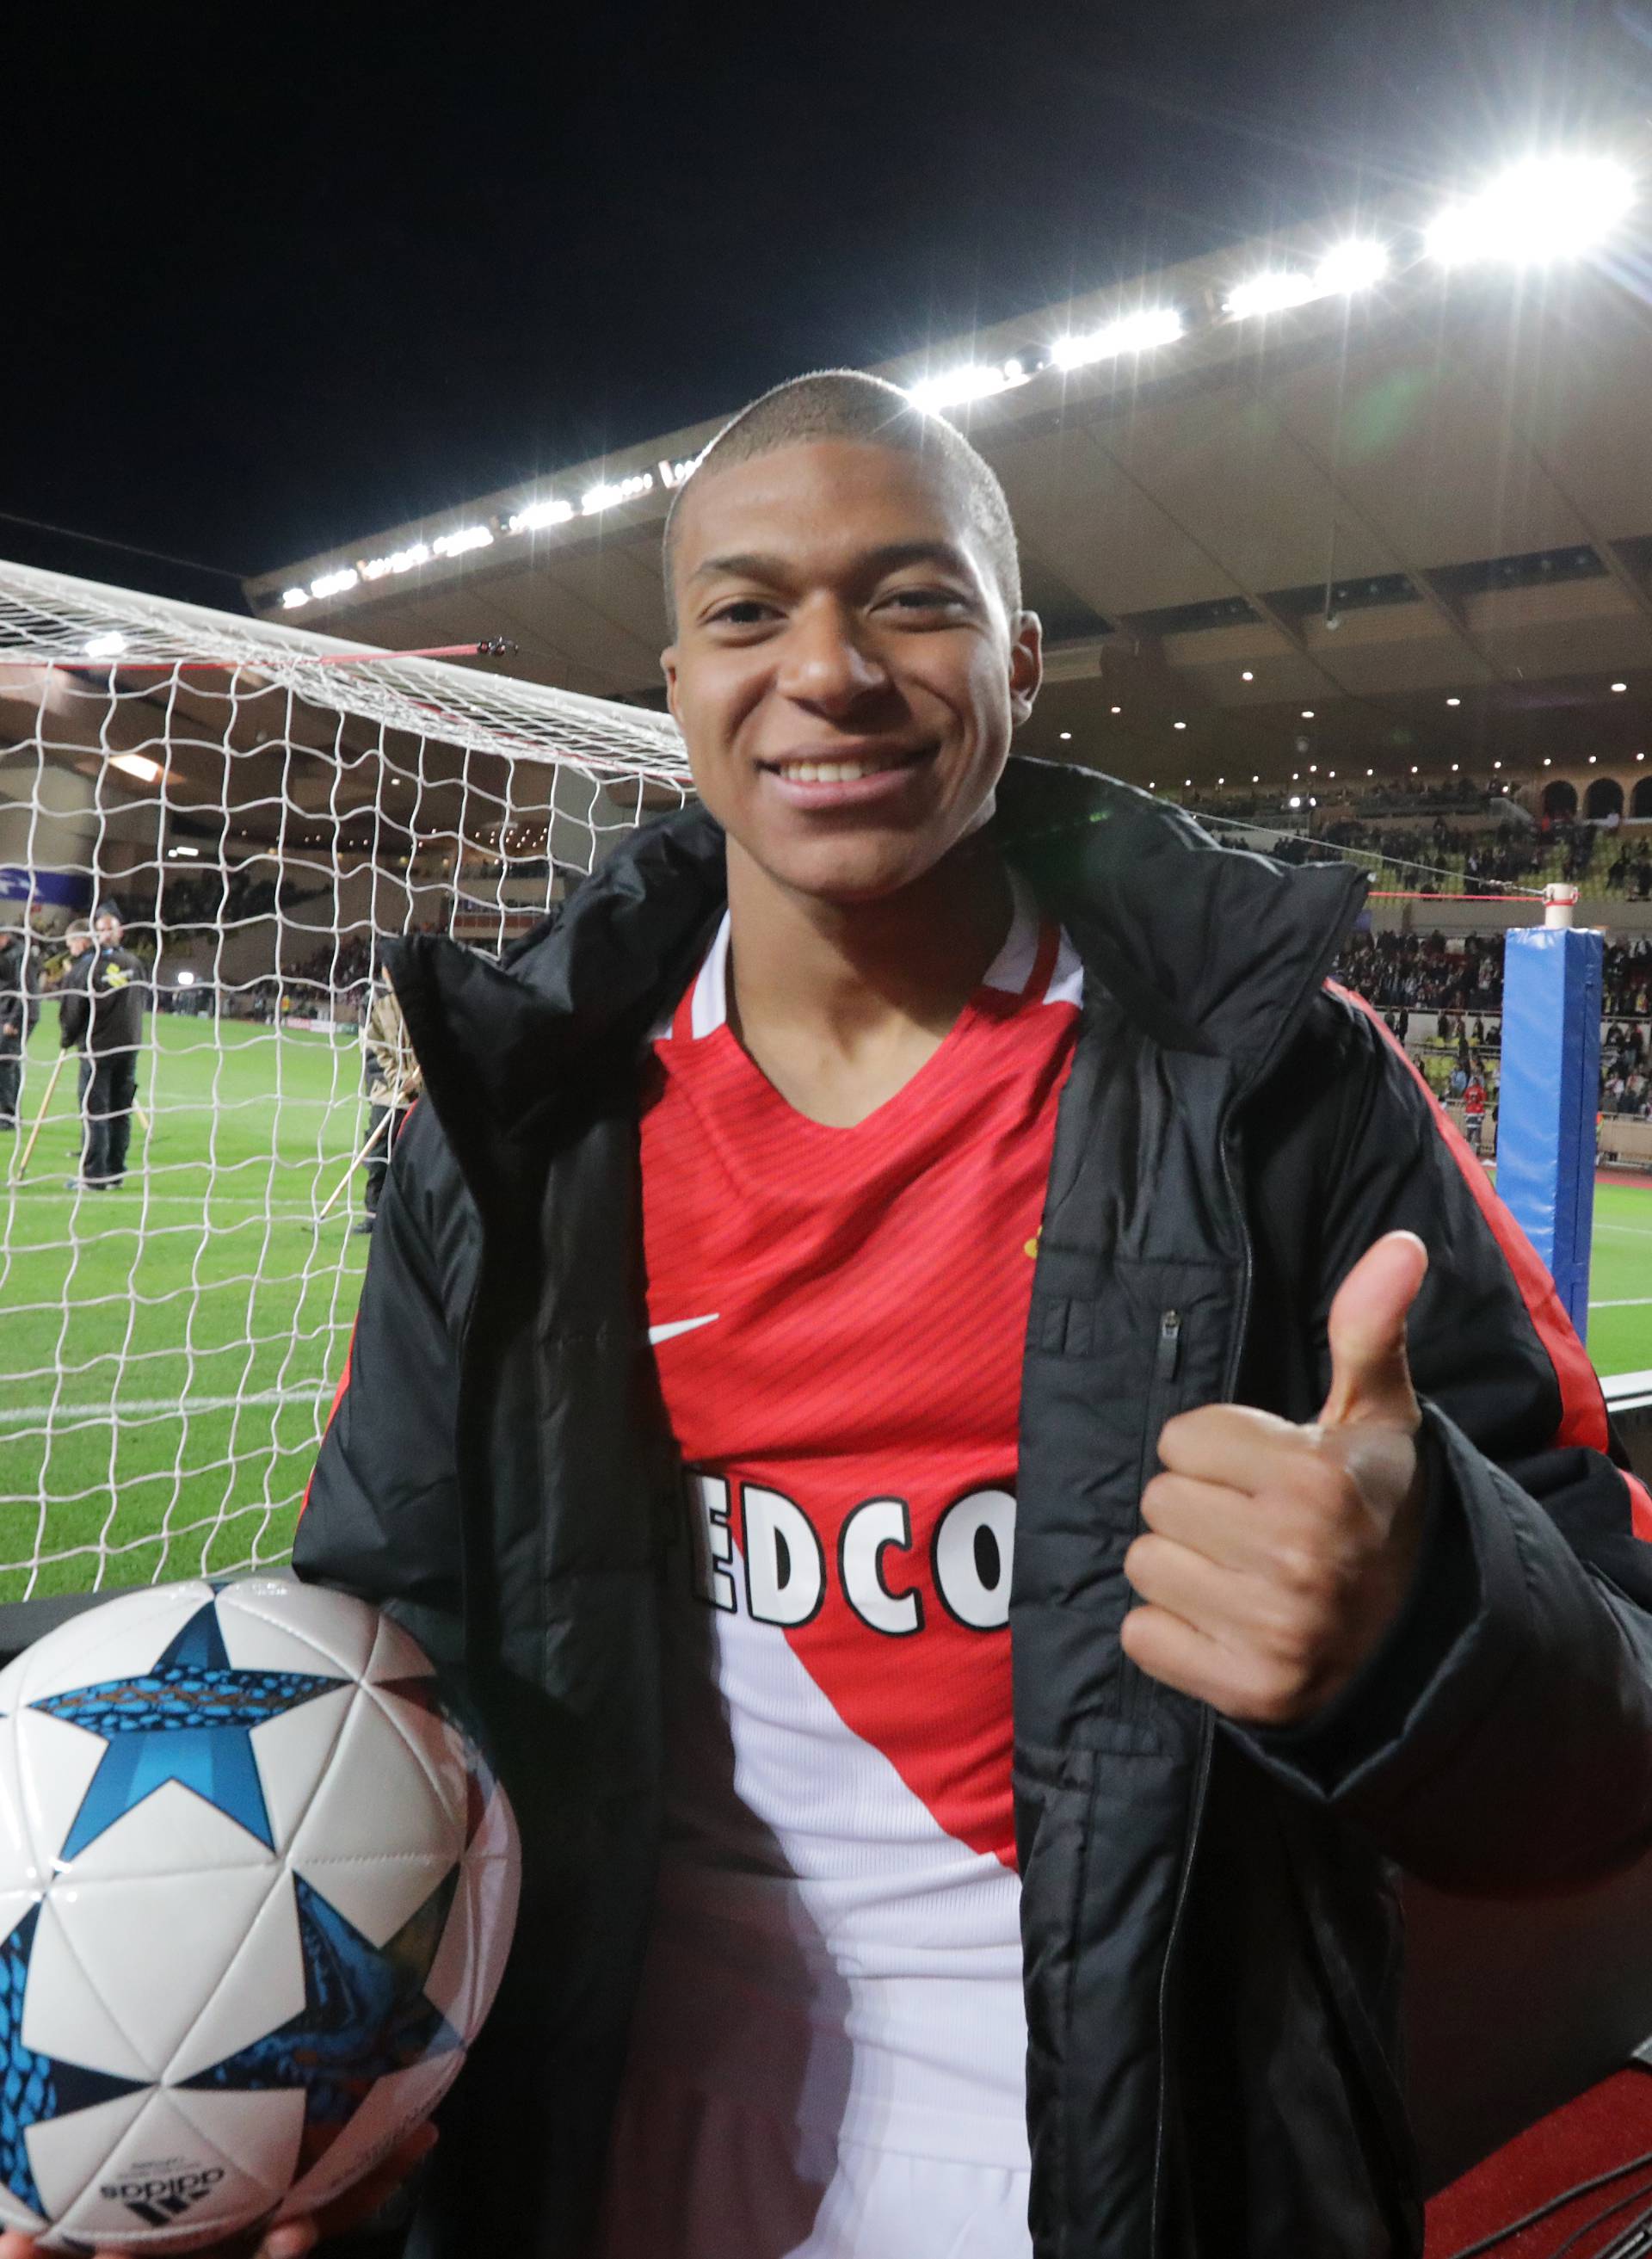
[247,143,1652,789]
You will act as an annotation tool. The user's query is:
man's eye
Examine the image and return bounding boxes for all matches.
[708,600,774,626]
[883,587,967,614]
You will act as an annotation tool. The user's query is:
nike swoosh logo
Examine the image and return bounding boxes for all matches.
[647,1314,721,1346]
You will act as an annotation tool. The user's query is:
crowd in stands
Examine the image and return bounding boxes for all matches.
[1187,779,1652,901]
[1328,929,1652,1120]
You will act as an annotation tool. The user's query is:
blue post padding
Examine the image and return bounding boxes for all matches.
[1497,926,1603,1339]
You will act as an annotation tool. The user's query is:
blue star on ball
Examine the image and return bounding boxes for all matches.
[30,1597,346,1861]
[0,1901,146,2219]
[183,1867,462,2174]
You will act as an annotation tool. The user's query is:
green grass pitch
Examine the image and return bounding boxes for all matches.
[0,1015,1649,1604]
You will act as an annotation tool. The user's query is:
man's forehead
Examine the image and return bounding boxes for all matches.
[675,439,989,577]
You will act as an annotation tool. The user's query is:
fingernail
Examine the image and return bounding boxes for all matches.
[262,2229,315,2259]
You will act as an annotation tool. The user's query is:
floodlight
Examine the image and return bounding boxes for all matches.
[1612,681,1628,693]
[1051,308,1183,370]
[83,632,126,659]
[110,753,162,784]
[1313,239,1390,294]
[280,589,310,610]
[1289,795,1303,808]
[1058,731,1072,741]
[1424,155,1636,266]
[510,497,575,534]
[1173,719,1187,731]
[907,361,1022,414]
[176,970,197,986]
[1225,270,1316,320]
[1446,696,1461,707]
[1241,670,1254,682]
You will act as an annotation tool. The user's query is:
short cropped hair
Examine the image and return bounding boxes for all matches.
[663,370,1022,632]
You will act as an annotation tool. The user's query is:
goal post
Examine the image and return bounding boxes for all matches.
[0,558,690,1607]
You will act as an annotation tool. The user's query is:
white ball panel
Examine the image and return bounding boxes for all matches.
[25,2082,151,2224]
[51,2083,281,2250]
[279,2048,463,2219]
[362,1611,439,1688]
[22,1894,150,2080]
[11,1708,111,1885]
[0,1714,48,1893]
[453,1791,521,2044]
[359,1684,474,1841]
[158,2080,305,2203]
[64,1779,280,1886]
[288,1694,462,1904]
[421,1860,480,2038]
[166,1871,304,2086]
[290,1852,456,1948]
[217,1579,379,1681]
[0,2179,45,2238]
[54,1867,280,2081]
[251,1683,357,1859]
[15,1585,213,1707]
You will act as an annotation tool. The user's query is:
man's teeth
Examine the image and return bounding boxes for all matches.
[774,757,900,783]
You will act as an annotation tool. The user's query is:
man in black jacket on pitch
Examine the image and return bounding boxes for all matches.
[57,901,145,1190]
[44,373,1649,2259]
[0,918,40,1131]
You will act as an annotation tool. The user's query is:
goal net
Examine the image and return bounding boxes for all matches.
[0,559,690,1602]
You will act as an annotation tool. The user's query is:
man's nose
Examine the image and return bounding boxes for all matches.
[776,602,890,712]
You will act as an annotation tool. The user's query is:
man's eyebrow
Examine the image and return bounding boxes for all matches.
[689,540,979,584]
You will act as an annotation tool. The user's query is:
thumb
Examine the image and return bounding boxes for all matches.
[1320,1231,1427,1431]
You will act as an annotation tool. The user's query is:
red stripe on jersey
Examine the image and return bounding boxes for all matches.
[301,1323,356,1516]
[1329,984,1618,1464]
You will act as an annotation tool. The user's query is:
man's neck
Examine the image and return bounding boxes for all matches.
[723,834,1014,1129]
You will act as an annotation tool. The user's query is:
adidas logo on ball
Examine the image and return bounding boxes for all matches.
[102,2165,224,2228]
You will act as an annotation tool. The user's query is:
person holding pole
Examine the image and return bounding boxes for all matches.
[58,901,145,1191]
[355,957,421,1235]
[0,917,40,1132]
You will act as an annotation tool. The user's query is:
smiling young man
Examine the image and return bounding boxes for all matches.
[266,372,1652,2259]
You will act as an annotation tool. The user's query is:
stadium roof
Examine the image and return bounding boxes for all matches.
[248,150,1652,799]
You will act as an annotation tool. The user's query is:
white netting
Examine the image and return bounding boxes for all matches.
[0,559,692,1600]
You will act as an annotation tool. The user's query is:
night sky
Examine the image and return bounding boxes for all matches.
[8,0,1649,610]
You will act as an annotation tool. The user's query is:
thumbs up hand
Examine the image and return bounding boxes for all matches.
[1120,1232,1431,1727]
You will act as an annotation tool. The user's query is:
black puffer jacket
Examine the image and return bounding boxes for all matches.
[296,759,1652,2258]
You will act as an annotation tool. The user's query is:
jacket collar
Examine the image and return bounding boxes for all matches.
[385,756,1367,1159]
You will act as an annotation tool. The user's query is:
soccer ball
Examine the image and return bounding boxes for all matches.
[0,1575,520,2251]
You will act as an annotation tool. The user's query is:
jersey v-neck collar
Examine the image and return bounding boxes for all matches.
[652,878,1078,1139]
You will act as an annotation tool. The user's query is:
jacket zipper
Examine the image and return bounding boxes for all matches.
[1155,1309,1182,1386]
[1149,1109,1252,2257]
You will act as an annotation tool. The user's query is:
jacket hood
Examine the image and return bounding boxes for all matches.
[385,756,1367,1160]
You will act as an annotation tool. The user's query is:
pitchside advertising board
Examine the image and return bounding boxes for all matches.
[0,868,92,914]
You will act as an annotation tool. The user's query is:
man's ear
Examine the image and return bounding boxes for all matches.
[661,646,681,725]
[1009,611,1043,727]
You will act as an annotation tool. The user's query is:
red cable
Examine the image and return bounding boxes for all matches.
[0,640,518,669]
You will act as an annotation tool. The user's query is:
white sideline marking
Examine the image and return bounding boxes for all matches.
[1591,1297,1652,1309]
[0,1386,334,1428]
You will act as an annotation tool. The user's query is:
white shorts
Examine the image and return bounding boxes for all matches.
[596,2061,1035,2259]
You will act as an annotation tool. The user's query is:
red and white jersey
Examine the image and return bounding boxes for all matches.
[621,883,1082,2209]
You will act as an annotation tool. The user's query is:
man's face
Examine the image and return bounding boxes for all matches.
[94,915,120,947]
[663,438,1040,904]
